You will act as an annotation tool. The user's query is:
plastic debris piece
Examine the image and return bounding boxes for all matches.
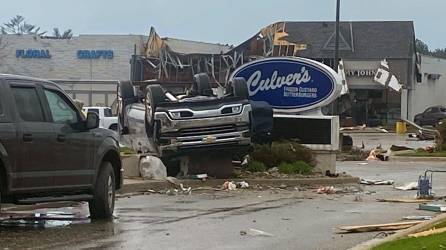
[236,181,249,189]
[394,182,418,191]
[240,228,274,237]
[360,179,394,185]
[316,186,335,194]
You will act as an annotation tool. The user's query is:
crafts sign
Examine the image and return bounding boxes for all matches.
[230,57,341,113]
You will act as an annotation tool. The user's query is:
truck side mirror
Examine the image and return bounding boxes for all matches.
[86,112,99,130]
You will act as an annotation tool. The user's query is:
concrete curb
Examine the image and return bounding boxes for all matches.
[119,177,360,194]
[389,156,446,162]
[349,213,446,250]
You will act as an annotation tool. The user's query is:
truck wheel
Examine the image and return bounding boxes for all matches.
[89,162,115,219]
[119,81,135,100]
[145,85,165,134]
[193,73,212,96]
[231,78,249,99]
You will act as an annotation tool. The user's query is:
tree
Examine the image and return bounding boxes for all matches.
[0,15,46,35]
[431,48,446,59]
[415,39,430,55]
[52,28,73,39]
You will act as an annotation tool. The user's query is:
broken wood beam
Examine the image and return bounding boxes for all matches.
[337,221,424,233]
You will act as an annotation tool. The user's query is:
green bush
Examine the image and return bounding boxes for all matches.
[244,160,267,172]
[278,161,313,175]
[250,141,315,168]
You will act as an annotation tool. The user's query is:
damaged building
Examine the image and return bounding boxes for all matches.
[135,21,417,126]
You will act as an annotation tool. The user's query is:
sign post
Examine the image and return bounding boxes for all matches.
[230,57,342,174]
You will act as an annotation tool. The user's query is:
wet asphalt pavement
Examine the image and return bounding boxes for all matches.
[3,158,446,250]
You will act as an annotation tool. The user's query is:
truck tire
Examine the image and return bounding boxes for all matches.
[89,162,115,219]
[145,85,165,135]
[119,81,135,100]
[193,73,212,96]
[231,77,249,99]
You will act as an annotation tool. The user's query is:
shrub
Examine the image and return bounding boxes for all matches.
[250,140,315,168]
[278,161,313,175]
[244,160,267,172]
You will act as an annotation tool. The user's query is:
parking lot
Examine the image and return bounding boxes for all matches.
[1,157,445,250]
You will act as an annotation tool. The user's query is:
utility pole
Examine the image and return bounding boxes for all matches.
[334,0,340,70]
[331,0,341,116]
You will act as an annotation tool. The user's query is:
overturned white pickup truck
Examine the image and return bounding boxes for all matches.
[118,74,264,176]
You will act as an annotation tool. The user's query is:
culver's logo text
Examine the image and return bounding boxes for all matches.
[247,67,311,96]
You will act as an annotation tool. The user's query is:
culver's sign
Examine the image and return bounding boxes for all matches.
[230,57,341,113]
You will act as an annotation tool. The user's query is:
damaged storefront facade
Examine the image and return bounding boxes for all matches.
[138,21,417,126]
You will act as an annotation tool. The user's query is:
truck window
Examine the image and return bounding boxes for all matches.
[104,108,113,117]
[44,89,78,124]
[88,109,100,115]
[11,87,45,122]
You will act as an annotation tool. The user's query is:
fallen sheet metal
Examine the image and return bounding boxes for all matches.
[419,203,446,212]
[377,198,433,203]
[402,215,433,221]
[394,182,418,191]
[360,179,394,185]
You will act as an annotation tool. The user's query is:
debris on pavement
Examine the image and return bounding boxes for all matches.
[222,181,237,191]
[408,227,446,238]
[394,182,418,191]
[337,221,424,233]
[140,156,167,180]
[240,228,274,237]
[402,215,433,221]
[366,147,388,161]
[360,179,394,185]
[316,186,335,194]
[419,203,446,212]
[325,170,339,177]
[178,174,208,181]
[353,195,363,202]
[0,211,89,228]
[236,181,250,189]
[377,198,433,203]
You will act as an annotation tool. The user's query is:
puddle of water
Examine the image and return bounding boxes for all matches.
[0,212,90,228]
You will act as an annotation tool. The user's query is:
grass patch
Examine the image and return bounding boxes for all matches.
[399,151,446,157]
[245,161,267,172]
[373,231,446,250]
[120,146,136,155]
[278,161,312,175]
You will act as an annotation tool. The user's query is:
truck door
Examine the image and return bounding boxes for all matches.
[8,82,56,191]
[42,87,95,188]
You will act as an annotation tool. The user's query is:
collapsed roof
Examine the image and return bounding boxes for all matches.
[138,21,416,84]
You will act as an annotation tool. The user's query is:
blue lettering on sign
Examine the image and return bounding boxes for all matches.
[77,50,114,59]
[16,49,51,59]
[230,57,341,112]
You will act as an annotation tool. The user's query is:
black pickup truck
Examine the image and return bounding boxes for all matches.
[0,74,122,219]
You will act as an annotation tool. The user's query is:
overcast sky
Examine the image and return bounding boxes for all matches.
[0,0,443,49]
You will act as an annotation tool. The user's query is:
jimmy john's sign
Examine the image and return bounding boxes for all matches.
[346,69,377,77]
